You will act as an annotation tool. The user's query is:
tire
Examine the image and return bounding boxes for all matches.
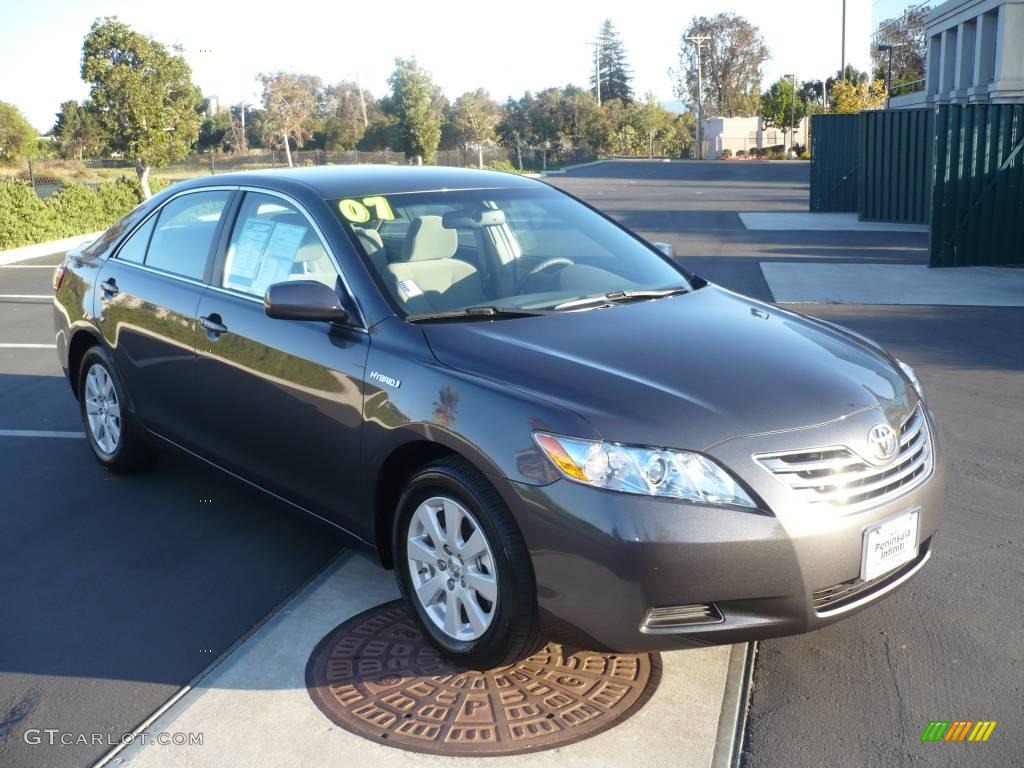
[394,457,542,669]
[78,346,152,473]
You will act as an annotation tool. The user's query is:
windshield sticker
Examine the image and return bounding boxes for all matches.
[397,279,423,298]
[338,196,394,223]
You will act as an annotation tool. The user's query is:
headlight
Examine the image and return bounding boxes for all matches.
[897,359,924,399]
[533,433,756,508]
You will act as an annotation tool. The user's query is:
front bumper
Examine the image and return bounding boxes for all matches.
[493,405,945,652]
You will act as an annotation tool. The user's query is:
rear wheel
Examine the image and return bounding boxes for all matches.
[78,347,151,472]
[394,457,541,668]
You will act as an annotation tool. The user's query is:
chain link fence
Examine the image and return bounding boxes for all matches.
[3,145,599,199]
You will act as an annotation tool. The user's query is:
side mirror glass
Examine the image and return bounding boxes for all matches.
[652,242,676,258]
[264,280,349,323]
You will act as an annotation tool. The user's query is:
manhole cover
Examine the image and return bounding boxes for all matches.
[306,601,661,756]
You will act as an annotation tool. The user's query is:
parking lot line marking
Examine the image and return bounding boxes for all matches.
[0,264,61,269]
[0,294,51,299]
[0,343,57,348]
[0,429,85,438]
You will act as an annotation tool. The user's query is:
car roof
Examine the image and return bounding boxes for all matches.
[171,165,544,199]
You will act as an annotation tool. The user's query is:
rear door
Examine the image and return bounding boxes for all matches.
[95,189,235,444]
[191,190,370,530]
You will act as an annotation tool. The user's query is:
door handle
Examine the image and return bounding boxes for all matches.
[199,314,228,336]
[99,278,119,298]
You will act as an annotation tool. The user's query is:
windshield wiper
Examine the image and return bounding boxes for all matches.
[405,306,552,323]
[553,286,690,311]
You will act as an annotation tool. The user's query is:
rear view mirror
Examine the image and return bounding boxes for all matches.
[652,242,676,258]
[264,280,349,323]
[441,208,507,229]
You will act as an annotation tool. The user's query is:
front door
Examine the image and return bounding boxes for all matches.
[95,190,233,445]
[191,191,370,531]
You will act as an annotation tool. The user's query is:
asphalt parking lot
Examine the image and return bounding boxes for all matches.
[1,160,1021,768]
[551,162,1024,768]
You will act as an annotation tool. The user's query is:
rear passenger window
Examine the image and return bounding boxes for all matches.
[145,192,231,280]
[221,192,339,298]
[115,216,156,264]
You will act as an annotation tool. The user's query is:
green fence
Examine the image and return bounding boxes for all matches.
[860,109,933,224]
[810,114,860,212]
[930,103,1024,267]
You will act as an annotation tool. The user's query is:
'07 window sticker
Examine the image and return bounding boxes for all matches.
[338,196,394,223]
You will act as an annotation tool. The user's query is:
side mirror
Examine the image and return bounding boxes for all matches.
[264,280,349,323]
[652,242,676,258]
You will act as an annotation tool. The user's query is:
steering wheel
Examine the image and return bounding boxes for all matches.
[518,257,575,291]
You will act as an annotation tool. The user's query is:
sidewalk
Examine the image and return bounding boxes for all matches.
[110,553,745,768]
[0,232,103,266]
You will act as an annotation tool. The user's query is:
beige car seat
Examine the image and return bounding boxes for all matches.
[385,216,485,313]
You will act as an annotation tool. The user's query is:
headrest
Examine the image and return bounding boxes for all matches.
[353,227,384,253]
[400,215,458,262]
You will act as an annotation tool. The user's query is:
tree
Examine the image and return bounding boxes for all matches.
[872,5,929,92]
[497,94,535,170]
[258,72,320,167]
[672,13,769,118]
[196,100,233,153]
[0,102,38,164]
[635,93,672,158]
[385,58,444,165]
[52,100,107,160]
[81,17,201,199]
[591,20,634,103]
[830,79,888,113]
[449,89,501,167]
[319,80,379,151]
[760,78,807,149]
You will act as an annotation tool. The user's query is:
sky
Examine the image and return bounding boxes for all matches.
[2,0,878,132]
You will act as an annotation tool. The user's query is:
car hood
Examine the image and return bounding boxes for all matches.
[420,285,915,450]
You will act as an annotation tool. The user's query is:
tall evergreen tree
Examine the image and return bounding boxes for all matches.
[590,20,633,103]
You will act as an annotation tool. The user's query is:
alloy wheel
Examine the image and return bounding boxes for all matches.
[406,495,498,641]
[84,363,122,456]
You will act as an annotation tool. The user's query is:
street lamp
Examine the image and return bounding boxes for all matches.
[784,73,797,154]
[877,44,897,108]
[586,41,602,106]
[687,35,709,159]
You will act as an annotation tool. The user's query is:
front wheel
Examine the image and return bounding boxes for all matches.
[394,457,541,668]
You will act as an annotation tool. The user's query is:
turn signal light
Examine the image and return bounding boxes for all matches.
[52,265,66,292]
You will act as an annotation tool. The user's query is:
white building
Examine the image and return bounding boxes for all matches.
[699,116,810,159]
[890,0,1024,108]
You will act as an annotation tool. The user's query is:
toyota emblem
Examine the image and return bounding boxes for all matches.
[867,423,899,462]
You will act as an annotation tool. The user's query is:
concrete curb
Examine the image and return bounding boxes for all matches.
[0,232,104,266]
[711,642,757,768]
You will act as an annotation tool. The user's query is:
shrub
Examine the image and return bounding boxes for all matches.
[0,175,170,250]
[720,149,733,159]
[486,159,528,174]
[768,150,786,160]
[735,149,748,158]
[799,151,811,160]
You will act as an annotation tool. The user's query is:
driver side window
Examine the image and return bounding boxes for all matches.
[222,193,340,298]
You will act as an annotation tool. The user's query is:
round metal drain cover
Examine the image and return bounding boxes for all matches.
[306,601,661,756]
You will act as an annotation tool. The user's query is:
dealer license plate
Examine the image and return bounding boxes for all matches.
[861,509,919,582]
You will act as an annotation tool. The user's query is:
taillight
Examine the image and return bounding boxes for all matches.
[52,265,66,292]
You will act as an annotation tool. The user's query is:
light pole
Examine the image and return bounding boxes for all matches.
[877,44,896,108]
[687,35,709,159]
[586,41,602,106]
[784,73,797,153]
[841,0,847,80]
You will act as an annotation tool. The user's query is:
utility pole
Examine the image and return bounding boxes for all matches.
[687,35,709,160]
[586,41,602,106]
[239,102,247,153]
[878,44,896,108]
[355,72,368,128]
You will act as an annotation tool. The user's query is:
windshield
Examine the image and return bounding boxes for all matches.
[329,187,689,317]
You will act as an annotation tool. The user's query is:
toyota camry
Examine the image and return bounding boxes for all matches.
[52,166,943,667]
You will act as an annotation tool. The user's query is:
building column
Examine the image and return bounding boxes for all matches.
[970,10,999,103]
[937,28,959,103]
[952,19,977,103]
[990,2,1024,102]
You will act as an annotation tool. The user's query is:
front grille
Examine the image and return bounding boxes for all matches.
[813,537,931,613]
[755,404,932,513]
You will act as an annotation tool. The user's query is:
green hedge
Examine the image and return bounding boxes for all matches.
[0,176,168,250]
